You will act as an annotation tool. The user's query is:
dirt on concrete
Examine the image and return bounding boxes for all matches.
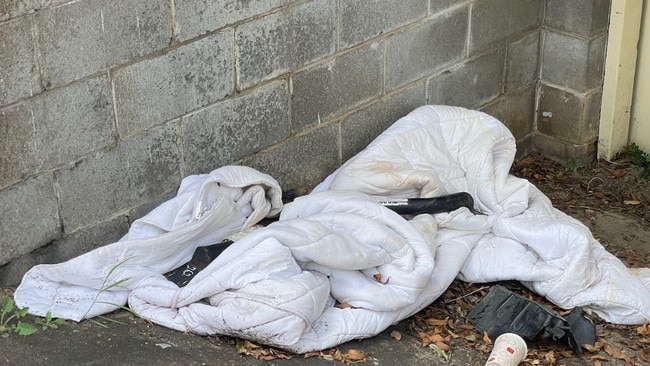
[2,153,650,366]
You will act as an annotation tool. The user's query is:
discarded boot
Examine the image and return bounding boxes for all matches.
[467,285,596,354]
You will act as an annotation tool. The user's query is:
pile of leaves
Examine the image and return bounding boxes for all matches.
[511,152,650,224]
[230,338,369,364]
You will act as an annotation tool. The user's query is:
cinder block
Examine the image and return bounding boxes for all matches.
[515,134,534,159]
[36,0,171,88]
[0,76,115,189]
[174,0,284,41]
[0,174,60,266]
[470,0,542,54]
[506,32,540,92]
[113,32,233,137]
[537,84,600,144]
[0,17,39,106]
[56,122,182,233]
[542,31,606,92]
[0,0,69,22]
[128,192,176,225]
[480,86,536,140]
[291,43,383,132]
[533,133,597,168]
[385,7,469,90]
[546,0,610,37]
[341,84,426,161]
[236,0,336,89]
[430,0,469,14]
[182,80,289,175]
[242,123,339,194]
[427,48,505,108]
[0,103,37,189]
[0,216,129,287]
[339,0,427,48]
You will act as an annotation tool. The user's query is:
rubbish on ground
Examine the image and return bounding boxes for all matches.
[468,285,596,353]
[484,332,527,366]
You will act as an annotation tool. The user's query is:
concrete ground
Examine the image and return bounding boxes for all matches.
[2,210,649,366]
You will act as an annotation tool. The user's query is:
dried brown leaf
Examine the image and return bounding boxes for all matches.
[607,168,626,177]
[483,332,492,344]
[640,352,650,363]
[516,156,535,167]
[603,343,632,363]
[303,351,321,359]
[341,349,368,363]
[424,318,450,327]
[434,341,451,351]
[446,328,460,339]
[583,343,602,353]
[590,355,608,361]
[390,330,402,341]
[624,199,642,205]
[544,350,556,363]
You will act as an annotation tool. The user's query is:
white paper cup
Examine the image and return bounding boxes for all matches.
[484,333,528,366]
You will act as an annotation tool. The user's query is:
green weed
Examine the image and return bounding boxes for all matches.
[618,143,650,178]
[1,298,63,336]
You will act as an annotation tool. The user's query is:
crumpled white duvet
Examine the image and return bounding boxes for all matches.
[14,105,650,353]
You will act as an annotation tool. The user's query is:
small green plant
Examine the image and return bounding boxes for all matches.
[34,311,65,331]
[618,143,650,178]
[81,257,140,328]
[1,298,37,336]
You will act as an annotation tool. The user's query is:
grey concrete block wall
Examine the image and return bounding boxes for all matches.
[428,48,505,109]
[470,0,543,54]
[541,31,607,93]
[174,0,285,42]
[339,0,428,49]
[1,76,115,189]
[114,32,234,137]
[182,80,290,174]
[235,0,336,89]
[56,122,181,232]
[0,17,39,106]
[385,7,468,91]
[535,0,610,165]
[36,0,171,88]
[0,0,610,285]
[291,43,383,131]
[340,85,427,162]
[0,174,60,265]
[546,0,610,37]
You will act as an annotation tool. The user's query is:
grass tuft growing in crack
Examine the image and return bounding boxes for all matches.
[618,143,650,178]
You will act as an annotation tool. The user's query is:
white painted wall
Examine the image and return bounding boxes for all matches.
[598,0,643,160]
[630,0,650,152]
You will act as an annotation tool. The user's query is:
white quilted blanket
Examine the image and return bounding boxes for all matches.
[14,106,650,353]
